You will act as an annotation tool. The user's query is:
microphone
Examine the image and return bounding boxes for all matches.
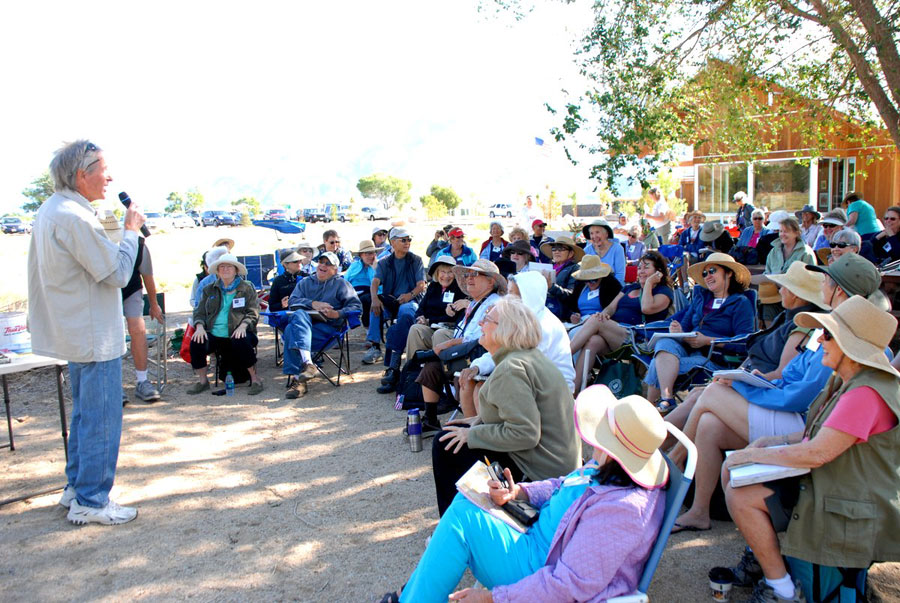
[118,191,151,238]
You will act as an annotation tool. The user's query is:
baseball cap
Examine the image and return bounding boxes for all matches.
[806,253,881,298]
[532,218,548,228]
[389,227,411,240]
[448,227,465,238]
[317,251,340,266]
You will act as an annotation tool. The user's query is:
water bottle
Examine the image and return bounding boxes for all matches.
[225,372,235,397]
[407,409,422,452]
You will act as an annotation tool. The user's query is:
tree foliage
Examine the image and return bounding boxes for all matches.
[420,194,449,220]
[21,171,54,212]
[500,0,900,193]
[165,192,185,213]
[184,187,205,211]
[232,196,260,217]
[430,185,462,211]
[356,174,412,209]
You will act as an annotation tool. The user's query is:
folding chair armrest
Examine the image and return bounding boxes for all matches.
[344,310,362,329]
[607,593,648,603]
[666,423,697,480]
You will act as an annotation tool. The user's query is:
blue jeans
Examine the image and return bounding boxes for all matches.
[366,301,419,356]
[66,357,124,508]
[643,337,721,387]
[282,310,339,376]
[400,494,541,602]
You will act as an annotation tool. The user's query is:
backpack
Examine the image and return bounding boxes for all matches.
[393,356,454,411]
[592,359,641,398]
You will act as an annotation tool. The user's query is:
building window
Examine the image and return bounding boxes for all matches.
[754,160,810,213]
[697,163,748,215]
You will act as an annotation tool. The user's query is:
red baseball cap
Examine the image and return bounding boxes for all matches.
[448,228,465,238]
[532,218,548,228]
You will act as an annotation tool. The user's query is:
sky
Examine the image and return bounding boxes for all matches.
[0,0,618,215]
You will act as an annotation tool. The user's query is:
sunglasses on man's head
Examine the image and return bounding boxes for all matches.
[830,242,851,249]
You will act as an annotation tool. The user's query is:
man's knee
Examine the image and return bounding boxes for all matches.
[126,316,146,337]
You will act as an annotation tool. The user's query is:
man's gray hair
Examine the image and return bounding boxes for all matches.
[49,140,102,192]
[751,208,765,220]
[832,229,861,248]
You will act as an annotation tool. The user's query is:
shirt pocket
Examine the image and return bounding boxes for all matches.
[823,496,876,557]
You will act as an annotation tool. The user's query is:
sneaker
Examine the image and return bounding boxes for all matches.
[186,381,210,395]
[297,362,318,383]
[67,499,138,526]
[135,380,161,402]
[59,485,76,509]
[286,380,307,399]
[248,381,264,395]
[403,418,441,439]
[725,547,764,588]
[362,346,383,364]
[746,579,806,602]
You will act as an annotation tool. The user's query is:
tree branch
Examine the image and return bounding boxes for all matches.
[846,0,900,110]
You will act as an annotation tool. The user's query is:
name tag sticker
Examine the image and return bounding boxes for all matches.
[806,329,822,352]
[587,290,600,300]
[884,242,892,253]
[712,298,724,309]
[233,297,245,308]
[442,291,455,303]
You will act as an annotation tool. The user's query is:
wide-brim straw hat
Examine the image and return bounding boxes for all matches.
[688,252,751,289]
[502,239,536,261]
[352,239,384,255]
[572,255,612,280]
[213,238,235,250]
[540,236,585,262]
[765,262,828,310]
[208,253,247,276]
[795,205,821,220]
[795,296,900,378]
[452,259,508,296]
[582,219,614,241]
[428,255,457,277]
[99,211,122,243]
[574,385,669,489]
[699,220,725,242]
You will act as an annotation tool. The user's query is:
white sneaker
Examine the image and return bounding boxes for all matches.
[58,485,76,509]
[362,346,383,364]
[67,498,138,525]
[135,380,161,402]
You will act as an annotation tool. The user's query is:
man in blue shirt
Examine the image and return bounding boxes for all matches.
[530,218,554,263]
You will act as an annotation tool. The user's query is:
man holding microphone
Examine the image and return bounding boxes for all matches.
[28,140,145,525]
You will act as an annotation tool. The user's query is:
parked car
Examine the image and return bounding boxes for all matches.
[231,211,244,224]
[171,213,196,228]
[201,210,238,227]
[264,208,288,220]
[302,208,328,223]
[488,203,513,218]
[1,216,28,234]
[188,210,202,226]
[324,204,357,222]
[144,212,174,231]
[361,206,390,221]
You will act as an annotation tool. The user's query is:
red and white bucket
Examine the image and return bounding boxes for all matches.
[0,312,31,353]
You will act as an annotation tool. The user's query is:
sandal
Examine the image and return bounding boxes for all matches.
[656,397,677,415]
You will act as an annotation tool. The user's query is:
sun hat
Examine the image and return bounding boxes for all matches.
[699,220,725,242]
[795,296,900,378]
[540,235,585,262]
[99,211,122,243]
[795,204,821,220]
[688,252,751,289]
[572,255,612,281]
[574,385,669,489]
[765,262,828,310]
[352,239,383,255]
[581,219,614,241]
[204,245,230,267]
[213,238,235,250]
[371,226,389,237]
[766,210,790,230]
[820,209,847,226]
[428,255,457,278]
[805,252,881,299]
[208,253,247,276]
[389,227,411,240]
[295,239,314,252]
[732,191,747,203]
[502,239,536,261]
[532,218,548,229]
[280,250,302,265]
[452,259,508,296]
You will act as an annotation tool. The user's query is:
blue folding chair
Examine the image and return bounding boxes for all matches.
[609,423,697,602]
[237,254,276,290]
[312,311,361,386]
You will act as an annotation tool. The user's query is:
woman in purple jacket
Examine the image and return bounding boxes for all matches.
[380,386,667,603]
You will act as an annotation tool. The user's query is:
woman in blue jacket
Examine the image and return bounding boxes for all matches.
[644,253,754,413]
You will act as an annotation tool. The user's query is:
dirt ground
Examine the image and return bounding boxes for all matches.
[1,222,898,601]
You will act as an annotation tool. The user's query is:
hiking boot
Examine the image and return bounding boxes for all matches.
[362,346,382,364]
[67,499,138,526]
[58,485,76,509]
[286,380,307,399]
[297,362,318,383]
[135,380,161,402]
[381,368,398,385]
[728,547,764,588]
[186,381,210,395]
[746,579,806,602]
[248,381,264,395]
[377,379,399,394]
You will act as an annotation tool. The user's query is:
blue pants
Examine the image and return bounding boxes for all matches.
[66,358,124,508]
[643,336,721,387]
[400,494,544,602]
[282,310,339,376]
[366,301,419,360]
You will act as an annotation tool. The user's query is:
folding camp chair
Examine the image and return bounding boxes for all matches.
[236,254,276,290]
[609,423,697,602]
[311,311,361,386]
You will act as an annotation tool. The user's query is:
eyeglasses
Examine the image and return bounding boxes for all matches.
[822,224,839,229]
[701,267,719,278]
[830,242,851,249]
[463,271,481,279]
[479,314,498,326]
[822,330,833,341]
[550,245,569,252]
[326,239,340,245]
[752,217,764,221]
[394,237,411,243]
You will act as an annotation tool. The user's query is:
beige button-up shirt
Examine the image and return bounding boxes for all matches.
[27,190,138,363]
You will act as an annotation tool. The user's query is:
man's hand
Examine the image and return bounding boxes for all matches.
[669,320,683,333]
[192,324,207,344]
[281,296,290,309]
[311,301,334,313]
[232,323,248,339]
[451,299,469,312]
[321,307,339,319]
[149,302,163,323]
[123,206,146,233]
[397,292,413,305]
[416,316,428,325]
[371,297,383,317]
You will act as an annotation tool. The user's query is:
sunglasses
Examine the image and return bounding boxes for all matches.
[701,267,719,278]
[752,217,764,221]
[550,245,570,252]
[510,250,528,256]
[80,141,100,171]
[823,223,839,228]
[394,237,412,243]
[830,242,851,249]
[884,216,898,221]
[326,239,341,245]
[822,329,833,341]
[463,271,481,279]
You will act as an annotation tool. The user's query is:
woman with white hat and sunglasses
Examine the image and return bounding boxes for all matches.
[381,385,668,603]
[720,296,900,603]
